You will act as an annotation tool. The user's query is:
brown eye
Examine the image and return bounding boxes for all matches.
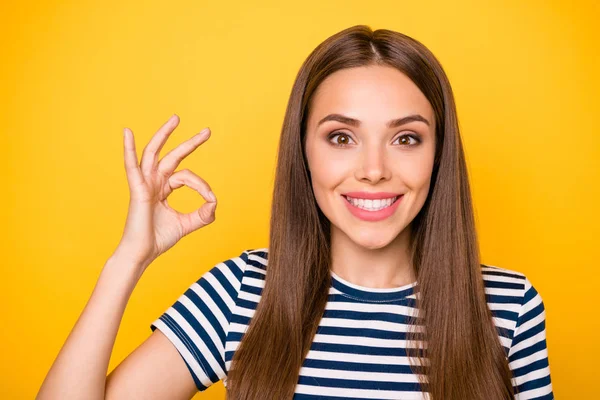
[328,132,421,148]
[395,134,421,146]
[328,132,355,147]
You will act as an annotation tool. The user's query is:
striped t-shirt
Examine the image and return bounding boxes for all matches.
[150,248,553,399]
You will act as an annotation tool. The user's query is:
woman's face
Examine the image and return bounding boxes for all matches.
[304,65,436,250]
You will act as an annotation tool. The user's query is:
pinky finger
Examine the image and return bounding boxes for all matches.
[123,128,144,189]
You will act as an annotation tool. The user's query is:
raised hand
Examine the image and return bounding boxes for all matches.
[113,114,217,271]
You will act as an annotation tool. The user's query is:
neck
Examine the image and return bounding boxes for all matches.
[329,224,416,289]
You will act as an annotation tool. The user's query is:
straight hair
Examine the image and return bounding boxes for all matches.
[226,25,515,399]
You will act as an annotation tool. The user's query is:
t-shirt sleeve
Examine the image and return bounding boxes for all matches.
[150,249,249,392]
[508,276,554,399]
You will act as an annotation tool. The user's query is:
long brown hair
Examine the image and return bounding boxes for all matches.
[226,25,515,400]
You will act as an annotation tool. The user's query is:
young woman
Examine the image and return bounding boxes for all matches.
[37,25,553,400]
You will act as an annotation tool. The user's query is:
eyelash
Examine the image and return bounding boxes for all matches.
[327,131,422,148]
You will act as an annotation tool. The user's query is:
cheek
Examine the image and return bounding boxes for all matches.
[308,149,350,190]
[306,155,349,217]
[397,148,435,190]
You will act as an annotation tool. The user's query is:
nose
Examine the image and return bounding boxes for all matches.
[355,143,392,183]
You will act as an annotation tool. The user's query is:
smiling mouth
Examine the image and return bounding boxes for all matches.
[342,194,402,211]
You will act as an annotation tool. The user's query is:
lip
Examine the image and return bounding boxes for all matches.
[341,193,403,222]
[342,191,401,200]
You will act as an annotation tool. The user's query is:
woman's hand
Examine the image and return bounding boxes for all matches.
[113,114,217,271]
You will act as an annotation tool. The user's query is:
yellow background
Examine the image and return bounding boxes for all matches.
[1,0,598,398]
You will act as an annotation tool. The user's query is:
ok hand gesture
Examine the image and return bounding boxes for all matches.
[114,114,217,271]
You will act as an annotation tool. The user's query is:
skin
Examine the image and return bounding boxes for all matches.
[304,65,437,289]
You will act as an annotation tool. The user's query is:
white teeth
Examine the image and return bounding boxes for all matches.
[345,195,399,211]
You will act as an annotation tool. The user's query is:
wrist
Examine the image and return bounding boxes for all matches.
[104,252,148,285]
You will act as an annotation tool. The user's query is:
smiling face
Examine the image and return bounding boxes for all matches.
[304,64,436,250]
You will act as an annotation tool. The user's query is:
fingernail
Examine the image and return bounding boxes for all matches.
[199,127,210,135]
[208,191,216,202]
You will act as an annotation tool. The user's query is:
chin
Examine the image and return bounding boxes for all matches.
[349,231,396,250]
[358,241,392,251]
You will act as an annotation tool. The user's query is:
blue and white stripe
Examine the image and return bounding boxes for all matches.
[151,248,553,399]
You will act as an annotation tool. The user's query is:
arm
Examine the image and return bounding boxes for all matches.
[508,277,553,400]
[104,328,197,399]
[37,114,218,399]
[36,254,142,399]
[36,254,198,400]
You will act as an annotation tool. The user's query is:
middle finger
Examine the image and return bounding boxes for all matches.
[157,127,211,176]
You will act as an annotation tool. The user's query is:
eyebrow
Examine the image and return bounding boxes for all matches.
[317,113,431,128]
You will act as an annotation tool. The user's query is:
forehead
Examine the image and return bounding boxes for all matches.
[307,65,435,128]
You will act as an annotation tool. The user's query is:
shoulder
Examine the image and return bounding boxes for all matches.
[244,247,269,275]
[480,263,545,308]
[481,263,528,301]
[482,265,554,396]
[481,263,527,286]
[207,247,267,274]
[480,264,546,332]
[480,264,548,348]
[244,247,269,267]
[182,248,267,300]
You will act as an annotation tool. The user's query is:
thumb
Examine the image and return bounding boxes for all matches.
[181,201,217,236]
